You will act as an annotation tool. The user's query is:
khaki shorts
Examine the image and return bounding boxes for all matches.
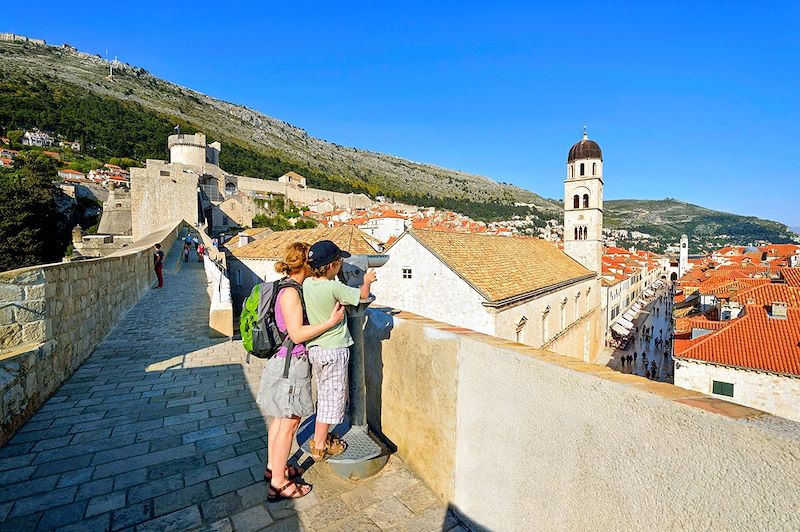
[256,353,314,419]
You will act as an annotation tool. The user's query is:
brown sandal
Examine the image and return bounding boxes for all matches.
[309,434,347,461]
[268,480,311,502]
[264,465,305,482]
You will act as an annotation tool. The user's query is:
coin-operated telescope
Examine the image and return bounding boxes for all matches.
[300,253,390,479]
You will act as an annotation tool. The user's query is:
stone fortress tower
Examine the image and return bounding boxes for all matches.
[679,233,689,277]
[563,127,603,273]
[168,132,220,170]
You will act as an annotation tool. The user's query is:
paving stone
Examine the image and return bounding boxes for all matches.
[233,438,265,456]
[0,513,41,532]
[230,503,273,532]
[147,435,184,453]
[0,465,36,484]
[163,411,208,427]
[204,517,234,532]
[340,484,378,511]
[110,419,163,437]
[56,512,110,532]
[127,475,184,504]
[146,455,205,480]
[184,464,219,486]
[395,481,437,514]
[135,505,202,532]
[33,435,136,465]
[31,435,74,452]
[236,481,268,509]
[187,399,227,413]
[208,469,255,497]
[110,500,153,530]
[196,434,240,454]
[75,478,115,501]
[317,513,381,532]
[9,486,77,517]
[36,499,87,530]
[197,414,236,430]
[33,454,93,478]
[217,452,261,476]
[86,490,127,517]
[0,454,35,472]
[93,444,196,478]
[113,469,148,491]
[0,443,34,459]
[181,426,226,444]
[9,425,72,444]
[134,421,199,443]
[153,482,210,516]
[57,466,95,487]
[92,443,150,465]
[363,495,414,529]
[199,492,242,522]
[0,474,59,503]
[69,428,112,445]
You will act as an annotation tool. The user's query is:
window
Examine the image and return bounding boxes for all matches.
[712,381,734,397]
[575,293,581,320]
[402,268,412,279]
[541,306,550,343]
[592,162,597,175]
[574,227,578,240]
[159,170,170,177]
[515,316,527,344]
[580,163,585,176]
[236,270,242,287]
[560,299,567,330]
[583,194,589,208]
[222,216,229,226]
[569,165,574,178]
[573,195,580,209]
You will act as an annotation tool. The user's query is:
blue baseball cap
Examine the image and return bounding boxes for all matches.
[308,240,351,268]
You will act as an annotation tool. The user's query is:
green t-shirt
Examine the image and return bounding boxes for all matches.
[303,277,361,348]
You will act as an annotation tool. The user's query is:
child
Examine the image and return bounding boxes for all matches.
[303,240,377,461]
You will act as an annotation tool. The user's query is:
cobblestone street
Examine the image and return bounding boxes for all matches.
[0,238,454,531]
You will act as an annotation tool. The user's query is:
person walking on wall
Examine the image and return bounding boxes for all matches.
[258,243,345,502]
[153,243,164,288]
[183,245,190,262]
[197,243,205,263]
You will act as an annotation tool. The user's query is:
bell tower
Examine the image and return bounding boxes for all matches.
[563,127,603,273]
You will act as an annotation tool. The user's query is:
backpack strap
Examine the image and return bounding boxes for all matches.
[275,278,308,379]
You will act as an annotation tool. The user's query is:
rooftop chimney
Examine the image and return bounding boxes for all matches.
[770,301,788,319]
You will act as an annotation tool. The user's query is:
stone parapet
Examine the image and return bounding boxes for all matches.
[364,307,800,530]
[0,220,187,444]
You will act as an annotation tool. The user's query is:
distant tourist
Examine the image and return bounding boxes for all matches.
[212,237,219,248]
[193,236,199,250]
[197,243,205,262]
[153,243,164,288]
[633,351,638,362]
[303,240,377,461]
[258,242,344,502]
[184,234,193,247]
[183,245,189,262]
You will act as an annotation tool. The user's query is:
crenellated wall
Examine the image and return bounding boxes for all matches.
[364,308,800,531]
[0,220,187,444]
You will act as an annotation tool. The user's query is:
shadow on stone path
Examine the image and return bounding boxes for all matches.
[0,236,458,531]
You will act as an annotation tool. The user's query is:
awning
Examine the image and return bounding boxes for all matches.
[612,322,632,336]
[632,303,643,312]
[623,309,636,321]
[617,317,635,330]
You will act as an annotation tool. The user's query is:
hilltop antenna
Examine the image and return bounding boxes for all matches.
[108,56,117,80]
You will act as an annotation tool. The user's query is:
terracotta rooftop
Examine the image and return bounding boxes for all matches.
[408,229,593,303]
[737,283,800,308]
[231,226,378,259]
[780,268,800,287]
[677,305,800,376]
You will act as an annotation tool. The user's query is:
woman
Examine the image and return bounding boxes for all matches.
[257,242,344,501]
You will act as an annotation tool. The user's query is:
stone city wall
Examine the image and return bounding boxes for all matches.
[0,220,187,444]
[364,308,800,531]
[237,175,374,209]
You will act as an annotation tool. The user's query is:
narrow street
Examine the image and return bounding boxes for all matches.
[604,282,675,383]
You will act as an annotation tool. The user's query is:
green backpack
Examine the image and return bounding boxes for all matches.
[240,279,305,375]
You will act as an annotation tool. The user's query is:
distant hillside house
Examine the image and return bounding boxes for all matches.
[58,169,85,180]
[22,131,54,147]
[59,140,81,151]
[372,229,603,362]
[227,226,381,311]
[278,171,307,188]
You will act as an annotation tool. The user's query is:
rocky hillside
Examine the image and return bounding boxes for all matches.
[604,198,794,242]
[0,40,557,215]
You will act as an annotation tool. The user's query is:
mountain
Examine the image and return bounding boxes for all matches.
[604,198,793,243]
[0,40,558,221]
[0,39,794,244]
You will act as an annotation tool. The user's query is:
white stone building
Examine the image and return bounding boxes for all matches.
[373,229,603,362]
[22,131,54,147]
[674,299,800,422]
[563,128,603,273]
[358,210,408,243]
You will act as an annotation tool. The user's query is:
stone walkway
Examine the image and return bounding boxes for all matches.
[0,237,458,531]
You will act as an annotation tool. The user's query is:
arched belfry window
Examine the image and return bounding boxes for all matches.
[574,227,578,240]
[580,163,585,176]
[583,194,589,208]
[592,162,597,175]
[569,166,574,178]
[573,195,579,209]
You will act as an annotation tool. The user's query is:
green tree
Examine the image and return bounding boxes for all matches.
[7,129,23,149]
[0,153,68,270]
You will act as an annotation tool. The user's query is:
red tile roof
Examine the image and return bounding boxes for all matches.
[737,283,800,308]
[780,268,800,288]
[677,306,800,376]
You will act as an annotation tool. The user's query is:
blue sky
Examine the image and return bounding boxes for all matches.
[7,2,800,226]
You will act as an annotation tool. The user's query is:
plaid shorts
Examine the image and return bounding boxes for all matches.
[308,346,350,425]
